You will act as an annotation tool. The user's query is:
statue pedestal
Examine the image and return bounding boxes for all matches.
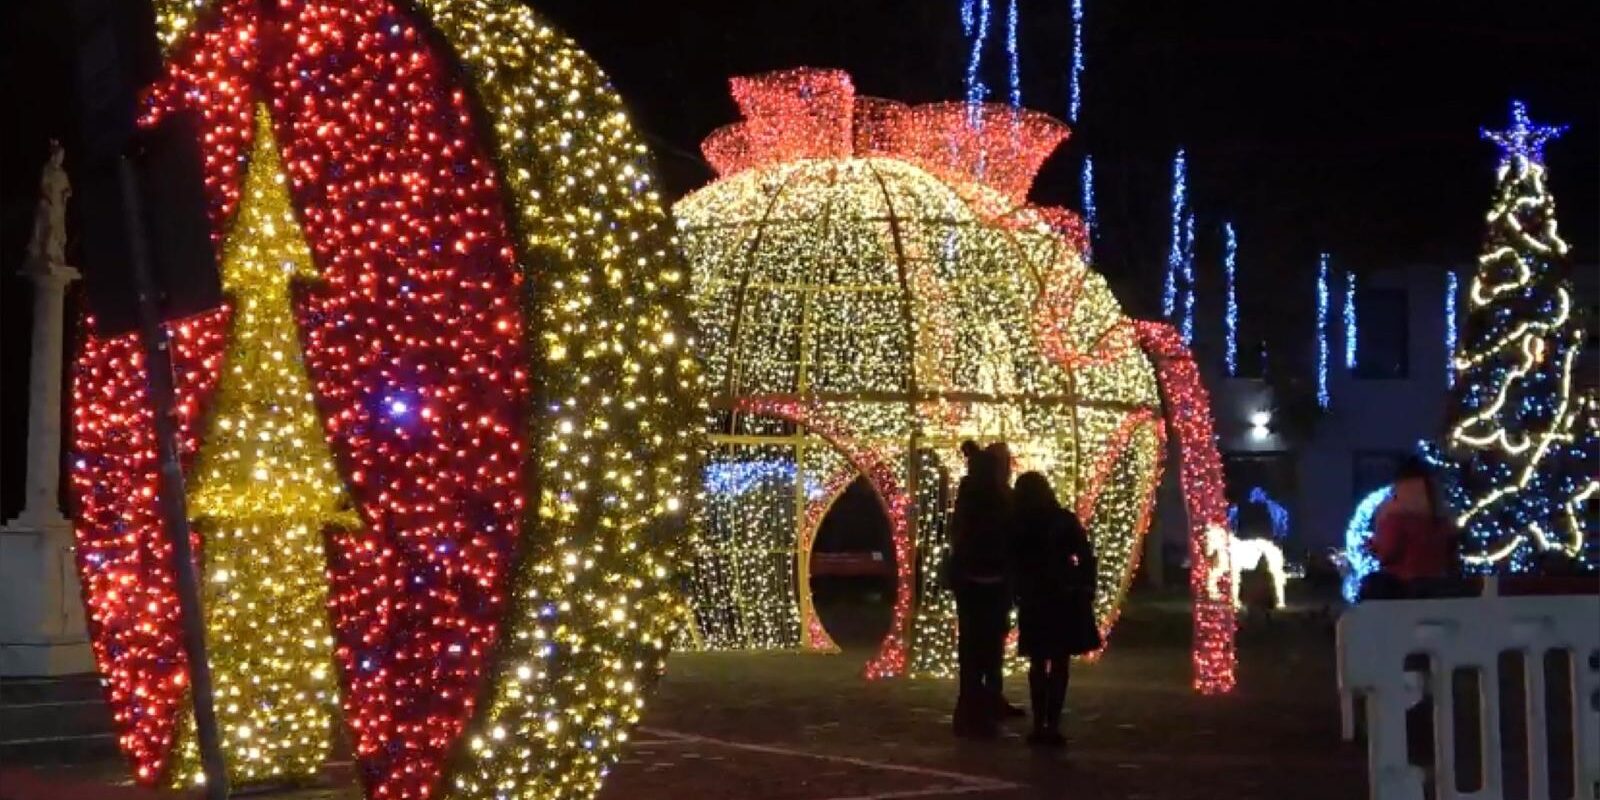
[0,515,92,676]
[1,258,90,676]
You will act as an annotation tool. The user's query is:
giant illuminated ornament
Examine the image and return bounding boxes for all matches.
[68,0,698,798]
[673,67,1199,681]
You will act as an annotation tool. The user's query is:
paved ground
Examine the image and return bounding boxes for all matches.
[601,604,1362,800]
[2,600,1367,800]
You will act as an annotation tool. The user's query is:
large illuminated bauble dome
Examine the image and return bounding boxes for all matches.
[674,68,1164,677]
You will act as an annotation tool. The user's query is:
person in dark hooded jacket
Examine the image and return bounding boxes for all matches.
[948,442,1014,736]
[1011,471,1099,747]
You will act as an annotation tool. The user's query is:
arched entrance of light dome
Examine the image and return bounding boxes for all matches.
[735,397,917,679]
[799,471,899,655]
[1073,408,1167,642]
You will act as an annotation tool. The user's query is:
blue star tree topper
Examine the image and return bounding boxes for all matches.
[1481,100,1567,166]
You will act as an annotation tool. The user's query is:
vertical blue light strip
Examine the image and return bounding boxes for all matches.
[1344,271,1358,369]
[961,0,977,36]
[1080,155,1097,259]
[1444,270,1459,387]
[1180,211,1196,344]
[1223,222,1238,376]
[1316,253,1331,408]
[1006,0,1020,108]
[965,0,992,110]
[1068,0,1084,123]
[1164,148,1186,320]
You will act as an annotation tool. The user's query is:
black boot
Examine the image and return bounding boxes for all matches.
[1026,659,1067,747]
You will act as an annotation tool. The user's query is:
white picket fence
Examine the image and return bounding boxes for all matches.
[1338,581,1600,800]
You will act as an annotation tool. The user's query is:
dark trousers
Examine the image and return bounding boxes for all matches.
[954,581,1008,729]
[1028,656,1070,732]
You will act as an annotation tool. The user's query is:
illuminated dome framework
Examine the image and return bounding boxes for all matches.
[676,69,1166,678]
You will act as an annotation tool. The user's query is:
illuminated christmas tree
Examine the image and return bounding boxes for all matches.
[173,107,359,786]
[1436,101,1599,573]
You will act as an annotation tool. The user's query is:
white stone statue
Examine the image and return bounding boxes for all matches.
[27,140,70,269]
[2,139,89,676]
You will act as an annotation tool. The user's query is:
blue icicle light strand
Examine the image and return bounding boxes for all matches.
[1164,149,1186,320]
[965,0,992,109]
[1445,270,1459,387]
[1068,0,1084,123]
[1006,0,1020,108]
[1223,222,1237,376]
[1180,211,1196,344]
[1316,253,1330,409]
[1344,270,1358,369]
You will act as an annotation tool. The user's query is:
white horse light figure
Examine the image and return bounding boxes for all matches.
[1204,526,1287,610]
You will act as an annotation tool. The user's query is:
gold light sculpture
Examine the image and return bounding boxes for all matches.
[173,107,357,784]
[674,68,1165,678]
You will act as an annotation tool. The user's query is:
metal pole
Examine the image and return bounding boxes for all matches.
[117,157,230,799]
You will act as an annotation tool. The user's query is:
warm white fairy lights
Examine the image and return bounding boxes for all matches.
[1435,100,1597,573]
[677,68,1164,679]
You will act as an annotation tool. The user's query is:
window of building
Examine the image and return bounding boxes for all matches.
[1353,287,1409,379]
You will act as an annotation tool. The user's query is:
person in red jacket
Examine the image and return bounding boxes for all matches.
[1364,457,1458,599]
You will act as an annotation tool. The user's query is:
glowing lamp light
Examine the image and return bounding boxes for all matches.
[1248,410,1272,441]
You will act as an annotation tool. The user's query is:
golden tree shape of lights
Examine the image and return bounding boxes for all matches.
[172,107,359,786]
[674,68,1166,678]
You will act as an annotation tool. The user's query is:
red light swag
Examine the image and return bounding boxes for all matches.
[264,4,526,794]
[735,397,916,679]
[1135,321,1237,695]
[70,310,231,784]
[75,0,697,798]
[703,67,1070,206]
[141,0,260,229]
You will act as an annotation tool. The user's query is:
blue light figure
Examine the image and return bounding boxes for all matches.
[1342,484,1394,603]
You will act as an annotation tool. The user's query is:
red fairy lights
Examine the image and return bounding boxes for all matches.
[74,0,695,798]
[1135,321,1236,695]
[70,311,231,783]
[737,398,916,678]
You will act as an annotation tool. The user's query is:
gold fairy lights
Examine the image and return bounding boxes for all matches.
[415,2,701,798]
[173,107,357,787]
[83,0,698,797]
[675,68,1164,678]
[1440,101,1598,570]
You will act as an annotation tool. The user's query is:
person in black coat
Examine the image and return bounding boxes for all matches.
[948,442,1014,737]
[1011,471,1100,747]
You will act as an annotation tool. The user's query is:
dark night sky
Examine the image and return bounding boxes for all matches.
[523,0,1598,307]
[2,0,1596,515]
